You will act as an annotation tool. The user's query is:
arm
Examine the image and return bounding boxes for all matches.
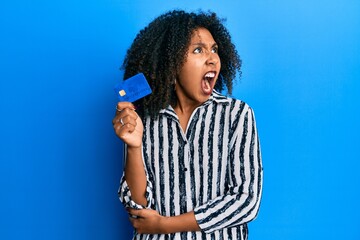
[124,145,147,207]
[127,209,200,234]
[194,106,263,233]
[126,106,263,235]
[113,102,149,207]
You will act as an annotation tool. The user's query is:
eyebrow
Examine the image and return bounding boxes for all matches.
[191,42,218,48]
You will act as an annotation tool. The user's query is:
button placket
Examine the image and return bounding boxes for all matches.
[183,140,190,172]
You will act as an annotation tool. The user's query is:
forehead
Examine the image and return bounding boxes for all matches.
[190,27,216,43]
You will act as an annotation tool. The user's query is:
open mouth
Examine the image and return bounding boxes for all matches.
[202,71,216,95]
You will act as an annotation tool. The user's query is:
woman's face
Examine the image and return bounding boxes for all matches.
[176,27,221,106]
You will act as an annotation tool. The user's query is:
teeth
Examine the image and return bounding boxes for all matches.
[205,72,215,78]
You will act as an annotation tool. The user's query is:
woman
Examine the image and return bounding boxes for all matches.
[113,10,263,240]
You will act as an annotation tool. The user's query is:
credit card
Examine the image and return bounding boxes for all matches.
[114,73,152,102]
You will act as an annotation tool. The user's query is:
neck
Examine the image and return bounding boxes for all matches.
[172,98,201,133]
[173,96,200,116]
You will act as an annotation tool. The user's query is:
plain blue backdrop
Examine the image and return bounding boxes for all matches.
[1,0,359,239]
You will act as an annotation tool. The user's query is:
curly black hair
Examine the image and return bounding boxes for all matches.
[121,10,242,118]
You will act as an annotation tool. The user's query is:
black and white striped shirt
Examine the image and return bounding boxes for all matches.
[119,91,263,240]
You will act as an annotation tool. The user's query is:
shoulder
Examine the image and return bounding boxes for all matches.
[212,90,252,113]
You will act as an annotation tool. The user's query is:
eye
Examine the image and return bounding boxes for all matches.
[211,47,218,53]
[193,47,202,54]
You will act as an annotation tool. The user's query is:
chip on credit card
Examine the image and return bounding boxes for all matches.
[114,73,152,102]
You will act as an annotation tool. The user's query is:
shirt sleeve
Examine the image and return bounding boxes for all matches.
[194,106,263,233]
[118,144,154,210]
[118,174,154,209]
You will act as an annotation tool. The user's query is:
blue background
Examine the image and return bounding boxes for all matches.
[1,0,359,239]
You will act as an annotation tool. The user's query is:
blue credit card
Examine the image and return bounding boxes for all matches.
[114,73,152,102]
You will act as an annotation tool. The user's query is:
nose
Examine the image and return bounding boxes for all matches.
[206,52,219,66]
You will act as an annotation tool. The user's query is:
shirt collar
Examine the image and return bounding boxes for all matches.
[159,90,230,118]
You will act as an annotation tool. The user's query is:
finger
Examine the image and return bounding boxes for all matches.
[128,217,138,229]
[114,121,136,137]
[127,208,141,217]
[128,217,142,231]
[112,110,138,128]
[113,106,138,124]
[115,102,136,115]
[113,115,137,132]
[120,114,138,127]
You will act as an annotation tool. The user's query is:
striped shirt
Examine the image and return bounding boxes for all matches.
[119,91,263,240]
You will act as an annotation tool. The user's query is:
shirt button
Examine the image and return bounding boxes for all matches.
[184,168,188,171]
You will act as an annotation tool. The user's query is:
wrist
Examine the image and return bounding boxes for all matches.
[126,145,142,157]
[159,216,171,234]
[159,212,200,234]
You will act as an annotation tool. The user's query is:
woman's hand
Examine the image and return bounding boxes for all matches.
[112,102,143,148]
[128,208,168,234]
[127,208,201,234]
